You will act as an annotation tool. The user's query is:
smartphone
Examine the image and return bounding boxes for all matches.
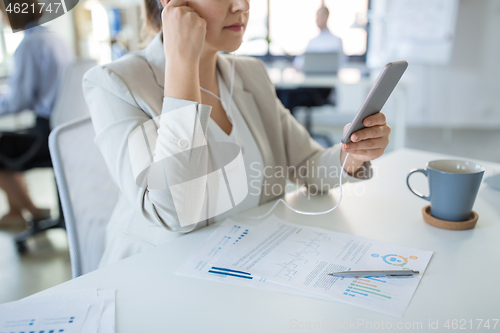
[341,61,408,144]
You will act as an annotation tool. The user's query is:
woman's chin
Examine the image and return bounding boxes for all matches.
[222,43,243,53]
[214,39,243,53]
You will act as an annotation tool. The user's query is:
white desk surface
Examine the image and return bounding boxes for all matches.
[35,149,500,332]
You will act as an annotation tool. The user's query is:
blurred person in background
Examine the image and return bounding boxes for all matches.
[280,6,344,118]
[293,6,345,69]
[0,0,74,226]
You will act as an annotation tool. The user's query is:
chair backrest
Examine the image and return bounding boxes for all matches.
[49,116,119,277]
[50,60,97,129]
[303,52,340,75]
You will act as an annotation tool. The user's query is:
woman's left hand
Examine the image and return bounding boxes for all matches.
[342,112,391,163]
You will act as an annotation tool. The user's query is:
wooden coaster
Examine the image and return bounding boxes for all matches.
[422,205,478,230]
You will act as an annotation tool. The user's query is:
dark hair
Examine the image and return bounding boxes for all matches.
[0,0,43,31]
[142,0,163,38]
[317,6,330,17]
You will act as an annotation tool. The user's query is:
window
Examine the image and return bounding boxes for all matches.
[237,0,368,57]
[0,24,24,77]
[236,0,269,56]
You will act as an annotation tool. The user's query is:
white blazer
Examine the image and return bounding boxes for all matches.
[83,33,370,267]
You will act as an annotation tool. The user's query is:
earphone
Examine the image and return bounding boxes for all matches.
[200,52,351,220]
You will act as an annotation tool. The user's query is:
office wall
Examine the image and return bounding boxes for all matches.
[370,0,500,128]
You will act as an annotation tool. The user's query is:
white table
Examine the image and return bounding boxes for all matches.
[36,149,500,332]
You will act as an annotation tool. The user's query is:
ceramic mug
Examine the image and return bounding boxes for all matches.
[407,160,484,221]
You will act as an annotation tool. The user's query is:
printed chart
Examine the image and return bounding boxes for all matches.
[214,216,433,317]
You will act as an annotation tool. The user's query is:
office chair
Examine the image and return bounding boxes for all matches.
[276,87,335,147]
[1,60,96,253]
[49,116,120,277]
[0,127,65,253]
[50,60,96,129]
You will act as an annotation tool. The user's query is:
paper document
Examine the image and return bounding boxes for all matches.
[0,288,115,333]
[0,301,89,333]
[176,221,333,301]
[213,216,433,317]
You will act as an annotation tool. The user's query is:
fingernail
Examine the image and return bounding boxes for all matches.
[352,134,358,141]
[345,143,350,149]
[366,120,371,126]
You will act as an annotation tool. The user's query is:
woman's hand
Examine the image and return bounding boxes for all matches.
[162,0,207,65]
[340,112,391,175]
[161,0,206,102]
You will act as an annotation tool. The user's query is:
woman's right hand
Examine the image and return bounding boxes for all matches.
[162,0,207,65]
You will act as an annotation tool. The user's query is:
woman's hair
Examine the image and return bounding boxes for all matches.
[0,0,43,31]
[142,0,162,40]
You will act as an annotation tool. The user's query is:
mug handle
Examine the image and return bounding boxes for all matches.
[406,169,430,201]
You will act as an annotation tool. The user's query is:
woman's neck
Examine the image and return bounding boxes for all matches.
[199,49,219,92]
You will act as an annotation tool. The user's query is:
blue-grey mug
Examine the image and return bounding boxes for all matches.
[407,160,485,221]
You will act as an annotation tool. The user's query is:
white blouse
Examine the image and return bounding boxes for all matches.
[206,70,264,223]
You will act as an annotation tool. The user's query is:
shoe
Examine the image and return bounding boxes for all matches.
[32,208,51,222]
[0,214,27,228]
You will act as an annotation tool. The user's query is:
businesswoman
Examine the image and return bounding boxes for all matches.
[84,0,391,267]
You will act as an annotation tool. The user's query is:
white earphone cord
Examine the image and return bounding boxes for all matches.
[200,52,241,149]
[200,52,237,120]
[245,152,350,220]
[200,53,350,220]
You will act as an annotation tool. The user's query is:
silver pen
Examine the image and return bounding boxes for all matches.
[328,270,419,278]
